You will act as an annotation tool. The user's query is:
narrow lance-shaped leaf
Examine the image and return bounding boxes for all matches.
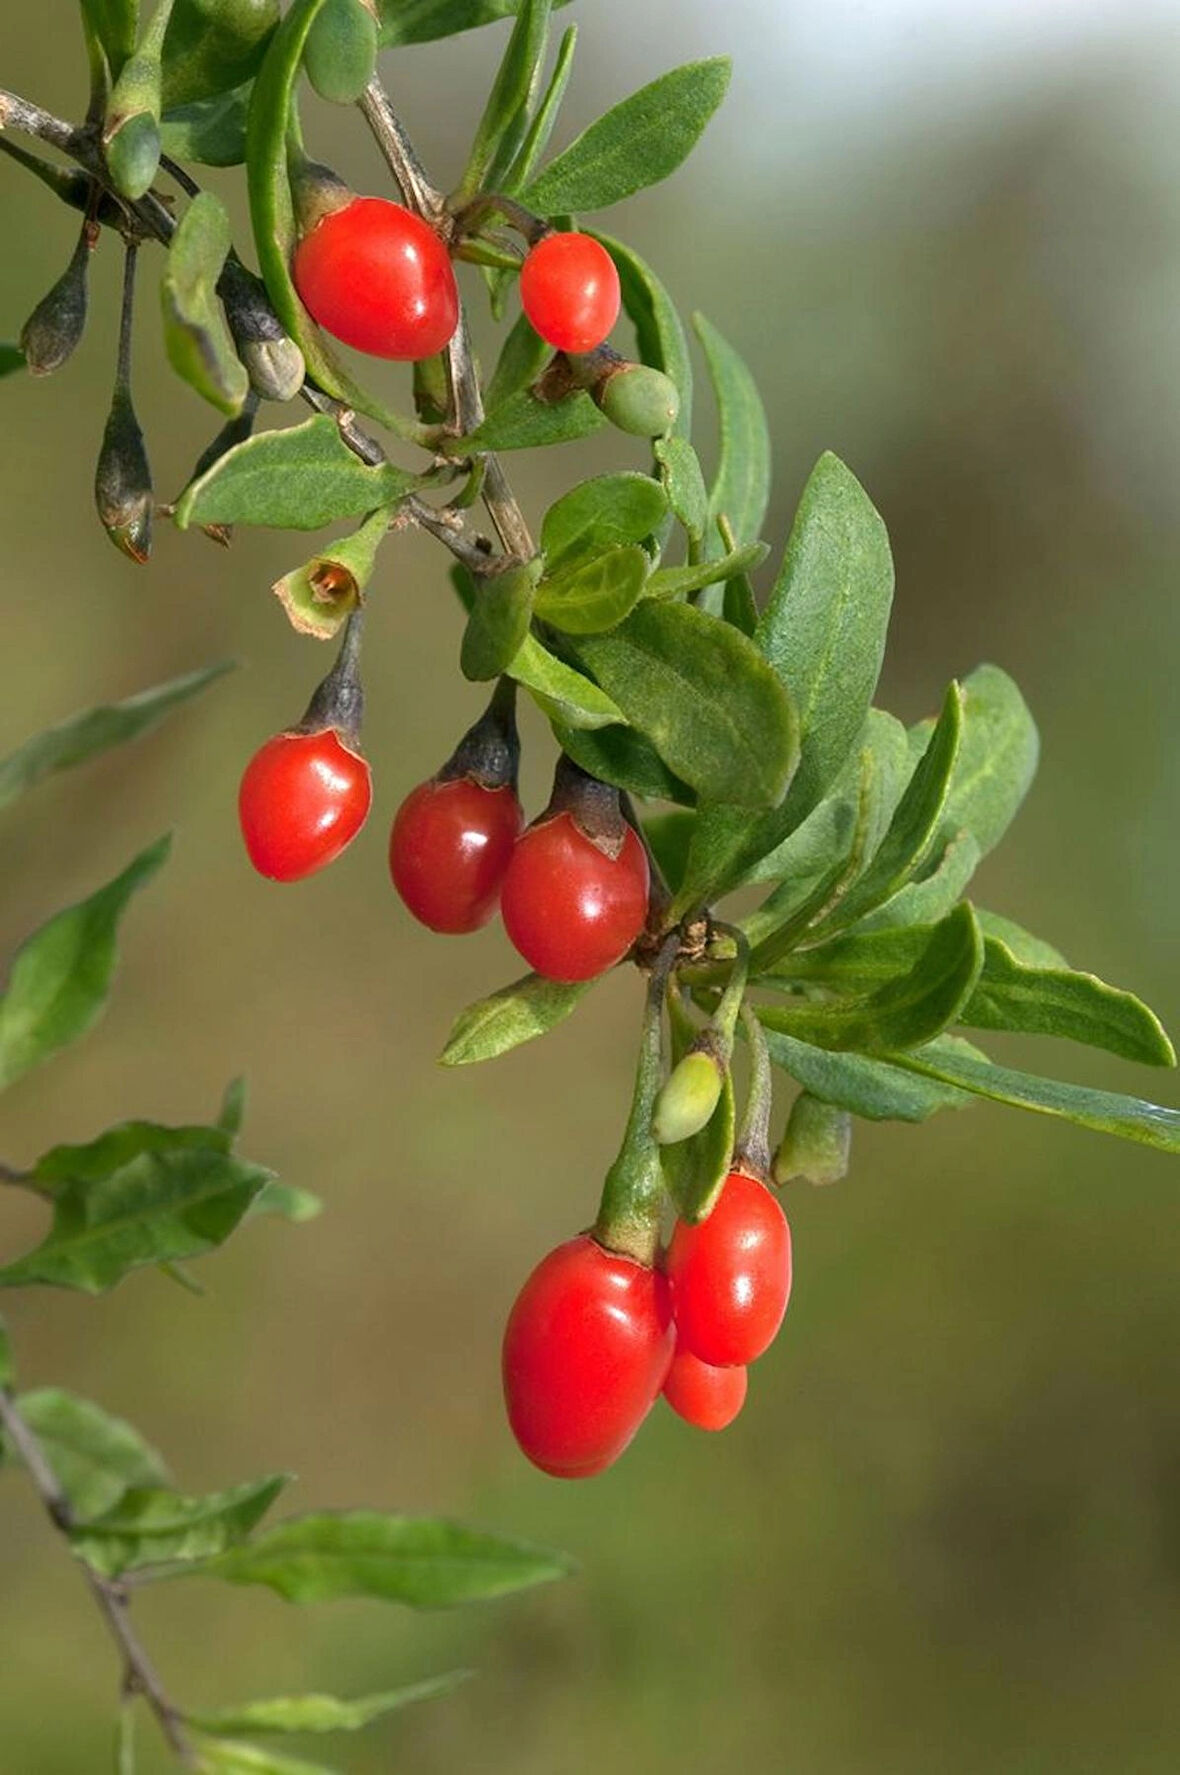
[973,909,1066,971]
[693,310,771,556]
[442,974,592,1065]
[175,417,423,531]
[757,903,984,1054]
[72,1473,291,1577]
[573,600,798,808]
[0,663,230,813]
[501,20,576,192]
[961,937,1175,1066]
[760,1028,983,1124]
[758,452,895,828]
[459,0,552,197]
[160,191,249,415]
[378,0,571,49]
[885,1044,1180,1155]
[522,58,731,214]
[0,1141,273,1294]
[655,435,708,541]
[189,1511,572,1606]
[192,1742,340,1775]
[450,388,606,452]
[0,837,170,1093]
[188,1674,470,1737]
[643,542,768,601]
[0,1387,169,1518]
[925,662,1040,858]
[853,828,981,932]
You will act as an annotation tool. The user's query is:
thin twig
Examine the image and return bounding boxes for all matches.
[0,1388,198,1767]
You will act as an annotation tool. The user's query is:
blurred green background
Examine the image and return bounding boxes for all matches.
[3,2,1179,1770]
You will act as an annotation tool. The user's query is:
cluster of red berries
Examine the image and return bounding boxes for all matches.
[237,680,651,986]
[292,190,621,363]
[503,1166,792,1478]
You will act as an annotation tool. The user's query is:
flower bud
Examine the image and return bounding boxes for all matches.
[218,258,305,402]
[597,363,680,438]
[20,223,94,376]
[652,1050,725,1146]
[95,386,153,562]
[773,1093,852,1187]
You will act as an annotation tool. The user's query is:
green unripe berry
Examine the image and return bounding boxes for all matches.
[304,0,379,105]
[598,363,680,438]
[773,1093,852,1187]
[652,1050,724,1146]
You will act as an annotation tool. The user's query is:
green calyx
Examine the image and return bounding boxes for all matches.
[273,508,390,639]
[304,0,379,105]
[652,1048,724,1146]
[105,110,162,201]
[773,1093,852,1187]
[597,363,681,438]
[103,0,175,199]
[595,938,680,1266]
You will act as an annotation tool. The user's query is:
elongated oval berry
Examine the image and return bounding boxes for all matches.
[500,813,649,982]
[390,777,522,933]
[665,1168,792,1368]
[519,232,620,355]
[239,729,371,882]
[662,1344,748,1432]
[503,1233,675,1478]
[293,196,459,360]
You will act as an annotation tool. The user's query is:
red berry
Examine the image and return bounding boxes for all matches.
[239,730,372,882]
[665,1168,792,1368]
[293,196,459,360]
[519,232,621,355]
[390,777,522,934]
[500,814,649,982]
[662,1345,748,1432]
[503,1233,675,1478]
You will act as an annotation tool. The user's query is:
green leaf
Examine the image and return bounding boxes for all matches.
[31,1114,233,1195]
[535,545,649,634]
[0,1142,272,1294]
[82,0,138,79]
[191,1511,572,1607]
[160,0,279,111]
[501,21,576,193]
[553,721,695,806]
[461,565,536,681]
[693,311,770,550]
[0,343,26,378]
[762,1029,983,1124]
[641,809,695,895]
[161,191,249,415]
[161,84,252,166]
[655,435,708,541]
[378,0,570,48]
[188,1675,470,1737]
[961,937,1176,1066]
[757,903,984,1053]
[441,973,590,1065]
[508,635,625,730]
[460,0,551,197]
[0,663,230,814]
[885,1045,1180,1154]
[73,1474,290,1576]
[854,829,981,933]
[973,910,1066,971]
[0,1388,169,1517]
[245,0,423,441]
[573,601,798,808]
[925,663,1040,858]
[597,233,692,437]
[819,682,963,932]
[540,474,667,568]
[522,58,731,214]
[484,312,552,412]
[758,452,895,829]
[451,388,605,452]
[175,418,419,531]
[194,1742,339,1775]
[0,837,170,1093]
[643,542,768,601]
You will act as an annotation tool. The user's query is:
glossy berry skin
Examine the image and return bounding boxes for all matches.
[503,1233,675,1478]
[389,777,522,934]
[239,730,371,883]
[519,232,621,355]
[293,196,459,360]
[662,1345,748,1432]
[665,1168,792,1368]
[500,813,650,983]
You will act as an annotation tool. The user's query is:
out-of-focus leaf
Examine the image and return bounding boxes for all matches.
[377,0,570,48]
[73,1474,290,1576]
[189,1674,470,1737]
[0,1388,169,1518]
